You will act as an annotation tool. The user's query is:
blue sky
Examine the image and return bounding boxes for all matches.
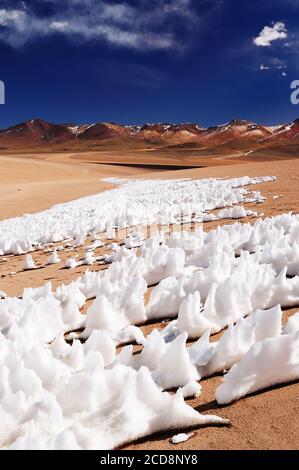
[0,0,299,128]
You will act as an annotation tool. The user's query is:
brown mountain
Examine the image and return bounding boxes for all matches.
[0,118,299,154]
[258,119,299,143]
[73,123,131,140]
[0,119,73,147]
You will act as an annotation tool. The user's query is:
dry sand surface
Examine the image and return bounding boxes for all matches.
[0,154,158,220]
[0,151,299,450]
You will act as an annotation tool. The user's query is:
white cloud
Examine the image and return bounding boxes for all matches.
[0,9,25,27]
[0,0,199,51]
[50,21,70,32]
[257,59,288,73]
[259,64,270,70]
[253,22,287,47]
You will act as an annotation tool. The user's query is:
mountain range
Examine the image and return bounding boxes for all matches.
[1,118,299,155]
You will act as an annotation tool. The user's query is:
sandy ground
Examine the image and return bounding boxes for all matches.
[0,152,299,450]
[0,154,158,220]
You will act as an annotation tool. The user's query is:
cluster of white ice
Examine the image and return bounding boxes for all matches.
[118,302,299,406]
[3,211,299,344]
[216,331,299,405]
[0,176,274,255]
[0,309,226,449]
[118,306,284,391]
[145,213,299,328]
[2,175,299,449]
[154,254,299,339]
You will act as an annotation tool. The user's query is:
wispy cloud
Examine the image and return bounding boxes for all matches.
[253,22,287,47]
[256,58,288,77]
[0,0,199,51]
[259,64,270,70]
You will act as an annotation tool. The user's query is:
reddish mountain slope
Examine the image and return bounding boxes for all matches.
[0,119,73,146]
[259,119,299,143]
[0,118,298,153]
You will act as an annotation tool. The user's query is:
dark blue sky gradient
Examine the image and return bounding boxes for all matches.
[0,0,298,128]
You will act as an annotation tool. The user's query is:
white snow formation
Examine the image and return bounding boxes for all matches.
[0,176,275,255]
[1,175,299,449]
[170,433,192,444]
[216,331,299,405]
[23,255,37,271]
[47,250,61,265]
